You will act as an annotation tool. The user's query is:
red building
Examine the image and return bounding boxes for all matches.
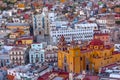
[115,14,120,20]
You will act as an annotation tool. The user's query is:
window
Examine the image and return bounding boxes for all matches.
[94,46,98,49]
[31,55,33,58]
[80,57,82,61]
[105,53,106,56]
[41,54,43,58]
[12,52,14,55]
[106,37,108,39]
[31,59,33,63]
[16,52,17,55]
[41,59,43,62]
[19,52,21,55]
[36,55,38,58]
[38,23,41,25]
[94,27,97,29]
[64,56,67,63]
[39,31,41,35]
[7,59,9,63]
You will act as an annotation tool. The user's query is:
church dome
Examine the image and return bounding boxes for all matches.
[89,39,104,46]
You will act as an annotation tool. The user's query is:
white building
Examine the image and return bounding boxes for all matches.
[12,18,20,23]
[29,42,47,63]
[109,73,120,79]
[96,17,107,26]
[50,23,98,44]
[2,10,12,17]
[101,29,110,33]
[7,64,50,80]
[7,64,37,80]
[9,46,27,65]
[103,63,120,79]
[45,45,58,66]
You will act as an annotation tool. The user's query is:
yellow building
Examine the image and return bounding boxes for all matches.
[16,37,33,45]
[15,29,25,35]
[58,36,120,73]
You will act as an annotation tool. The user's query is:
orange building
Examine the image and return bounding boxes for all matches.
[60,0,66,3]
[94,33,110,45]
[114,7,120,13]
[18,3,25,10]
[7,75,15,80]
[15,29,25,35]
[100,8,107,13]
[58,36,120,73]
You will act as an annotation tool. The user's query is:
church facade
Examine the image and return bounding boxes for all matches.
[58,35,120,73]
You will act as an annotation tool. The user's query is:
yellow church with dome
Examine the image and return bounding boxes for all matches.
[57,36,120,73]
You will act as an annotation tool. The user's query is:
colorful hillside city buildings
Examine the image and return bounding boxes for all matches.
[0,0,119,80]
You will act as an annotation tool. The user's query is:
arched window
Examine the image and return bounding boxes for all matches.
[19,52,21,55]
[13,57,14,60]
[19,57,21,60]
[12,52,14,55]
[64,56,67,63]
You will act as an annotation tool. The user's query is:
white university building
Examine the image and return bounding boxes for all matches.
[50,23,98,44]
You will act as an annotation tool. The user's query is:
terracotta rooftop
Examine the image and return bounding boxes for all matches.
[37,71,69,80]
[89,39,104,46]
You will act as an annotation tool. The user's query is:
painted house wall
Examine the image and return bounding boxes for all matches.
[29,43,46,63]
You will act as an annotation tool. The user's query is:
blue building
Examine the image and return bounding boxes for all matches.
[29,42,47,63]
[0,54,10,67]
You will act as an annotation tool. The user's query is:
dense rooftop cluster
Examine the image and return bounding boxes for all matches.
[0,0,119,80]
